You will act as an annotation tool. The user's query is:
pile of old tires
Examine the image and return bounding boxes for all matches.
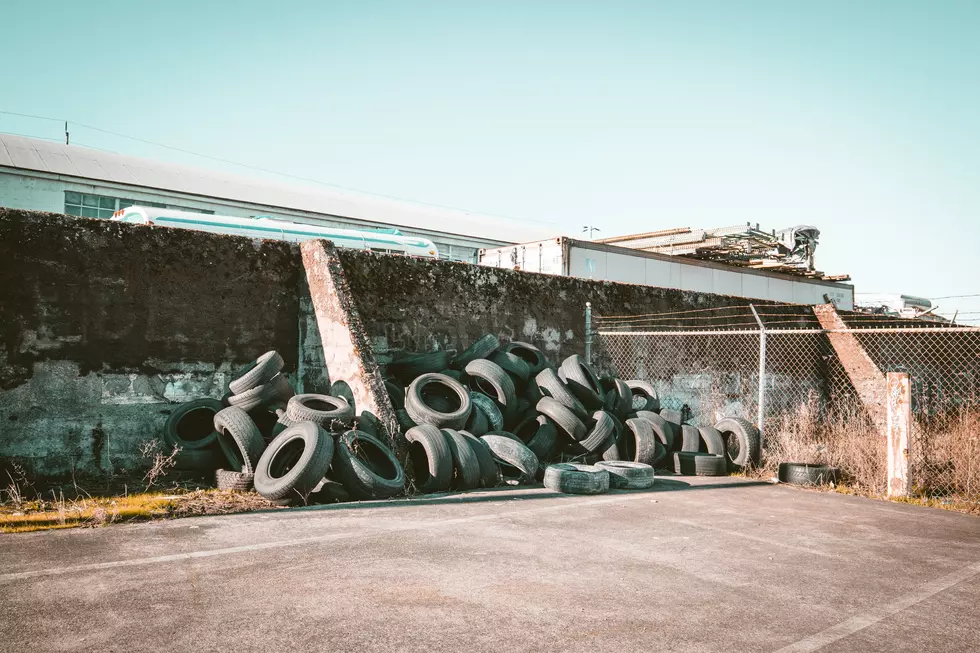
[162,350,406,505]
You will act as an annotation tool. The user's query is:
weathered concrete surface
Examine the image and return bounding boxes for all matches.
[0,210,305,477]
[300,240,399,449]
[1,480,978,653]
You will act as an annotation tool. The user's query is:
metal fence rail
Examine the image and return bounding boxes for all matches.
[591,304,980,506]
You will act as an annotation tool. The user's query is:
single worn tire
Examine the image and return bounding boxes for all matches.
[229,351,284,395]
[215,468,254,491]
[659,409,684,450]
[778,463,840,486]
[405,424,453,492]
[536,397,587,443]
[463,401,490,436]
[254,422,335,502]
[470,392,504,431]
[558,355,604,409]
[534,368,589,421]
[581,411,616,453]
[329,380,355,411]
[624,418,664,466]
[465,359,517,418]
[452,334,501,370]
[502,341,549,375]
[332,431,406,500]
[385,379,406,409]
[596,461,655,489]
[286,394,355,428]
[442,429,481,490]
[353,410,382,438]
[513,415,558,462]
[228,374,293,412]
[626,380,660,412]
[714,417,762,469]
[480,434,539,483]
[543,463,610,495]
[164,398,223,450]
[457,430,499,487]
[681,424,703,453]
[698,426,726,456]
[674,451,726,476]
[387,350,452,383]
[173,447,221,473]
[635,410,674,451]
[214,406,265,474]
[405,373,472,429]
[489,350,532,385]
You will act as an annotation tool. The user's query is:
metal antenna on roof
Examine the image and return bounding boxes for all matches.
[65,121,69,145]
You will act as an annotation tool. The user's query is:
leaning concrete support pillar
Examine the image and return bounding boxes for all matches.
[812,303,887,434]
[300,239,401,452]
[887,372,911,497]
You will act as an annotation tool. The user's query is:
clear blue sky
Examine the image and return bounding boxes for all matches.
[3,1,979,319]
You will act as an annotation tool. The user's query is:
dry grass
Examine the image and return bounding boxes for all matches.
[0,489,284,534]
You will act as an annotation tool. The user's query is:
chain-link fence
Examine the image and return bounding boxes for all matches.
[591,304,980,508]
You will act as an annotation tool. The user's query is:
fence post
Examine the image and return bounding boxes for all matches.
[749,304,766,439]
[887,372,911,497]
[584,302,593,365]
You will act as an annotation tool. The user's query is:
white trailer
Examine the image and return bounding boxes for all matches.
[479,237,854,310]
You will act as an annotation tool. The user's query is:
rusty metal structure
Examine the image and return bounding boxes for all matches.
[597,223,849,282]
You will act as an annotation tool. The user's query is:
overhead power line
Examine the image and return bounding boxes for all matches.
[0,108,564,229]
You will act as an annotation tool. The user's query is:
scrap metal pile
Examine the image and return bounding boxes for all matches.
[598,223,850,282]
[159,337,763,504]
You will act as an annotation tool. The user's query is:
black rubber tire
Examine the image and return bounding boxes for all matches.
[463,402,489,437]
[387,350,452,383]
[605,378,633,420]
[581,411,616,453]
[536,397,587,443]
[480,434,538,483]
[352,410,381,438]
[634,410,674,451]
[215,468,254,491]
[441,429,481,490]
[543,463,610,495]
[626,380,660,412]
[163,398,223,451]
[329,380,355,412]
[534,368,589,421]
[332,431,406,500]
[659,409,684,450]
[229,350,284,395]
[681,424,702,453]
[285,394,355,428]
[596,461,655,489]
[213,406,265,474]
[458,430,499,487]
[405,424,453,492]
[229,374,294,412]
[385,379,406,410]
[254,422,334,502]
[778,463,841,486]
[489,350,532,386]
[465,359,517,418]
[513,415,558,461]
[714,417,762,469]
[558,355,604,409]
[452,334,501,370]
[396,408,418,434]
[601,415,624,462]
[470,392,504,431]
[698,426,726,456]
[673,451,726,476]
[523,380,544,406]
[173,447,221,473]
[505,397,532,430]
[623,418,665,466]
[405,373,472,429]
[502,341,549,375]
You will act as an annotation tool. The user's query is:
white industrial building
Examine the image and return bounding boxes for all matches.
[0,133,556,262]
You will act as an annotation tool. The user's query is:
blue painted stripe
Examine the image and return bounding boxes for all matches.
[152,215,433,249]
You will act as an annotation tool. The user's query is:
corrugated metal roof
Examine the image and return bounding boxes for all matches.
[0,133,561,243]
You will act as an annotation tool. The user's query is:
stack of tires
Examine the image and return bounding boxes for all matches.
[162,350,407,505]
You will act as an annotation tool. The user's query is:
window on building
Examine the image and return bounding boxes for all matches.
[65,192,214,217]
[432,242,477,263]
